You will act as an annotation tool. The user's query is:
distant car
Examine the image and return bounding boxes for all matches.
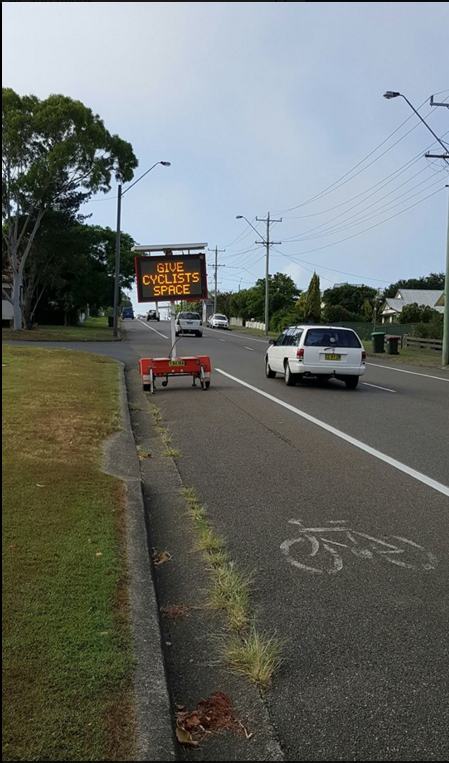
[265,325,366,389]
[121,306,134,319]
[147,310,160,321]
[207,313,229,329]
[175,311,202,337]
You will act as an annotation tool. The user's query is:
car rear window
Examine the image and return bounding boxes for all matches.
[179,312,200,320]
[215,315,227,320]
[304,328,361,348]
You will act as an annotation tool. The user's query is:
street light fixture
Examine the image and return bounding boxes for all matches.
[383,91,449,366]
[112,161,171,337]
[383,91,449,154]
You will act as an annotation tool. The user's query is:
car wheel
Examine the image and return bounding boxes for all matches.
[345,376,359,389]
[197,331,203,337]
[265,358,276,378]
[284,361,297,386]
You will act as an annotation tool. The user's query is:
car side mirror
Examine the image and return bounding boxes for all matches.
[269,339,275,345]
[200,320,202,325]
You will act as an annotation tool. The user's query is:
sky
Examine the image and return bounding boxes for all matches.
[3,1,449,313]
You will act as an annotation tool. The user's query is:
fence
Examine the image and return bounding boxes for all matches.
[330,321,417,340]
[245,320,266,331]
[402,336,442,352]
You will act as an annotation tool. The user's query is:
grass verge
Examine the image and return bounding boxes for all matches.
[2,316,117,342]
[367,345,446,368]
[2,345,135,761]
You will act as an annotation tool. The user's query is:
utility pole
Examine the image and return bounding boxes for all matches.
[424,91,449,366]
[255,212,282,335]
[208,246,225,313]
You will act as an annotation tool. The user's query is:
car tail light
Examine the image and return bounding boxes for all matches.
[296,348,304,360]
[362,351,366,362]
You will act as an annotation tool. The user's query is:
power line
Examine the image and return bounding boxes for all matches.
[282,130,449,223]
[274,96,447,214]
[282,172,446,245]
[272,246,389,285]
[276,185,446,259]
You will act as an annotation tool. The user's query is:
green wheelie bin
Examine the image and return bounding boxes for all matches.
[371,331,385,353]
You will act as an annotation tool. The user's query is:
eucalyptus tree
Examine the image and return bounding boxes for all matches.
[2,88,137,328]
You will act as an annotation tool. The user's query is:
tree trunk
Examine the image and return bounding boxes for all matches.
[12,270,23,330]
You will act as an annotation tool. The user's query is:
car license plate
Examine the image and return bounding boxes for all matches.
[324,354,341,361]
[168,360,185,367]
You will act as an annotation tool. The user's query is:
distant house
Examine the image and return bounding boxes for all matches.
[380,289,444,324]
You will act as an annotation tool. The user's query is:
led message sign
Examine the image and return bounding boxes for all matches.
[135,254,207,302]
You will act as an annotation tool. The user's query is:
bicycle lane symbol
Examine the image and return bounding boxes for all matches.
[280,519,438,575]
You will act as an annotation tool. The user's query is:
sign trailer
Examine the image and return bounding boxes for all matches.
[133,243,211,393]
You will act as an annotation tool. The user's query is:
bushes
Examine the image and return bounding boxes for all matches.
[413,315,443,339]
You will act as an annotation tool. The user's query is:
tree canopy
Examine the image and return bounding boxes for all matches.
[2,88,138,328]
[322,283,377,320]
[384,273,445,297]
[16,210,135,326]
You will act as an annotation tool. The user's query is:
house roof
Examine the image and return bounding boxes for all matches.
[395,289,443,306]
[381,298,404,314]
[381,290,444,316]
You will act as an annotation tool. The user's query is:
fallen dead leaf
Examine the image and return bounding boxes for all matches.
[175,725,199,747]
[161,604,191,620]
[175,692,250,747]
[152,550,172,566]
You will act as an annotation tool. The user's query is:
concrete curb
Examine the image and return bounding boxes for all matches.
[103,364,175,761]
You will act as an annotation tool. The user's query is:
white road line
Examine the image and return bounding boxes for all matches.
[363,382,396,392]
[137,319,168,338]
[219,339,226,342]
[367,362,449,382]
[230,333,269,344]
[243,346,255,351]
[216,368,449,498]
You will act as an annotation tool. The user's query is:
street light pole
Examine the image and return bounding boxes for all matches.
[112,161,171,338]
[112,183,122,338]
[383,91,449,366]
[236,213,282,335]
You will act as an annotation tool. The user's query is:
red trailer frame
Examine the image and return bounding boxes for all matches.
[139,355,212,393]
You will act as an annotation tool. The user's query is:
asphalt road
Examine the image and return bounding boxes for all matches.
[130,320,449,761]
[27,320,449,760]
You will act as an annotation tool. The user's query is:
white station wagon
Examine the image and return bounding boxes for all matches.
[175,311,203,337]
[265,325,366,389]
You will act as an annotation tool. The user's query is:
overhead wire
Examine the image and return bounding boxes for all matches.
[274,95,448,214]
[274,185,446,260]
[281,128,449,225]
[282,171,447,244]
